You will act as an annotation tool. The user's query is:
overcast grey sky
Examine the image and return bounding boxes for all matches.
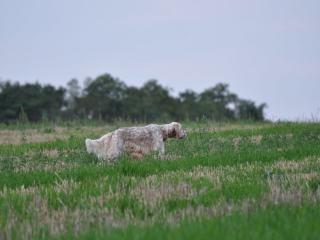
[1,0,320,120]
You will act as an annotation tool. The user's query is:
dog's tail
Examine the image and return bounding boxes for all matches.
[85,138,94,153]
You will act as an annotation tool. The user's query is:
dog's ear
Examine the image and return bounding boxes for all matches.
[176,123,182,138]
[168,127,177,138]
[163,122,185,140]
[162,123,176,140]
[172,122,186,139]
[170,122,182,139]
[162,126,175,140]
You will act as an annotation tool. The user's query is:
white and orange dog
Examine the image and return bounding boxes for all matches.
[85,122,187,161]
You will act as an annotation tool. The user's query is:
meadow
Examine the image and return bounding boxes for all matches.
[0,121,320,239]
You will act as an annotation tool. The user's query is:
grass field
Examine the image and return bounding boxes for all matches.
[1,121,320,239]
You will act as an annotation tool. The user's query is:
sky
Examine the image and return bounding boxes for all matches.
[1,0,320,121]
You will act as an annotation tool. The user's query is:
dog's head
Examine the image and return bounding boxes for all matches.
[164,122,187,140]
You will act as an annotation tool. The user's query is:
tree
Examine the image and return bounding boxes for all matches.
[235,100,267,121]
[79,74,127,120]
[0,81,65,122]
[179,90,200,120]
[0,75,267,122]
[67,78,80,100]
[122,86,145,121]
[199,83,237,120]
[64,78,81,119]
[139,80,179,121]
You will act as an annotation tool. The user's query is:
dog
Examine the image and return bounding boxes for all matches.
[85,122,186,161]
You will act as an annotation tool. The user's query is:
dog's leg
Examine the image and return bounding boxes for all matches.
[155,141,165,160]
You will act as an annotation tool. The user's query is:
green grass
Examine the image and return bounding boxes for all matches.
[0,121,320,239]
[68,203,320,240]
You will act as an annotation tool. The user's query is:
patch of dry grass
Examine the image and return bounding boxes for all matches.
[0,129,67,144]
[1,122,320,239]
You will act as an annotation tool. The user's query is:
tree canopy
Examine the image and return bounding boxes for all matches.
[0,73,267,123]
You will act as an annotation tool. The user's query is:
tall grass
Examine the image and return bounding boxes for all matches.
[0,122,320,239]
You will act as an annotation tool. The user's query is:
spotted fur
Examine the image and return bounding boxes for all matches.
[85,122,187,161]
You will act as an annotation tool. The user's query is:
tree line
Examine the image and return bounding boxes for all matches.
[0,73,266,123]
